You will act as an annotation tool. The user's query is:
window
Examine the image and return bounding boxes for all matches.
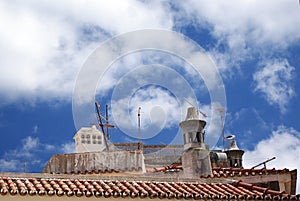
[95,135,102,144]
[92,135,96,139]
[81,135,86,143]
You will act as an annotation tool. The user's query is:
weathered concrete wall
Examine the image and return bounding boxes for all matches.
[144,156,181,167]
[182,148,212,178]
[43,150,145,174]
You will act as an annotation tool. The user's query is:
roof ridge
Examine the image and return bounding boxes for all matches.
[1,177,298,199]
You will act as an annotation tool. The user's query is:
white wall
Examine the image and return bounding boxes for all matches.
[74,126,106,153]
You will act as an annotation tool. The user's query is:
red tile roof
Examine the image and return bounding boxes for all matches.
[206,167,295,178]
[0,176,299,200]
[146,164,182,173]
[147,165,295,178]
[146,166,298,195]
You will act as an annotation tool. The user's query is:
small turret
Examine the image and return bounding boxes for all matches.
[179,107,207,150]
[225,137,244,168]
[179,107,212,178]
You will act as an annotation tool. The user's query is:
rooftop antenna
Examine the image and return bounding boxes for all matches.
[24,161,26,173]
[251,157,276,170]
[137,107,143,150]
[138,107,141,143]
[217,108,225,151]
[184,98,207,118]
[105,104,109,140]
[94,101,115,151]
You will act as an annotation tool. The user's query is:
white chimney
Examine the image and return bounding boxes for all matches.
[179,107,212,178]
[229,140,240,150]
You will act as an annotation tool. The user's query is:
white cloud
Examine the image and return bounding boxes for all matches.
[61,141,75,154]
[71,29,226,131]
[4,136,40,159]
[0,1,173,105]
[110,83,222,146]
[243,126,300,193]
[45,144,55,151]
[111,85,181,140]
[253,59,295,113]
[225,107,271,149]
[176,0,300,72]
[0,135,76,171]
[1,1,299,105]
[0,136,41,171]
[0,159,19,172]
[22,136,39,151]
[96,51,200,95]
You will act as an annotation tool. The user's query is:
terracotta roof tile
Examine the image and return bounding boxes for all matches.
[208,167,293,178]
[0,176,298,200]
[147,165,295,179]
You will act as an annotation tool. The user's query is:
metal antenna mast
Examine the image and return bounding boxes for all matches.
[95,102,109,151]
[24,161,26,173]
[138,107,141,143]
[217,108,225,151]
[105,104,109,140]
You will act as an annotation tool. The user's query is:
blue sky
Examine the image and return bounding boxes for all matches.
[0,0,299,189]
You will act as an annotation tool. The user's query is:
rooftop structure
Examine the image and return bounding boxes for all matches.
[179,107,212,178]
[73,125,106,153]
[0,171,298,200]
[0,106,298,200]
[147,166,297,194]
[43,150,145,174]
[0,173,300,201]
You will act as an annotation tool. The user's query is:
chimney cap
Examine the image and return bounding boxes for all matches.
[225,135,235,140]
[185,107,199,120]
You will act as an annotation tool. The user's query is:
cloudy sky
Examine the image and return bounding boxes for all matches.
[0,0,299,192]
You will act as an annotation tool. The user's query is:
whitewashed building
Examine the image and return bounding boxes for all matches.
[73,125,106,153]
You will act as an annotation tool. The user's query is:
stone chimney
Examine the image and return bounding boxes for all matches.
[179,107,212,178]
[225,139,244,168]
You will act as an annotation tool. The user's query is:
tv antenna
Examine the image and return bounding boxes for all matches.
[184,98,207,118]
[94,101,115,151]
[137,107,144,150]
[138,107,141,143]
[217,108,225,151]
